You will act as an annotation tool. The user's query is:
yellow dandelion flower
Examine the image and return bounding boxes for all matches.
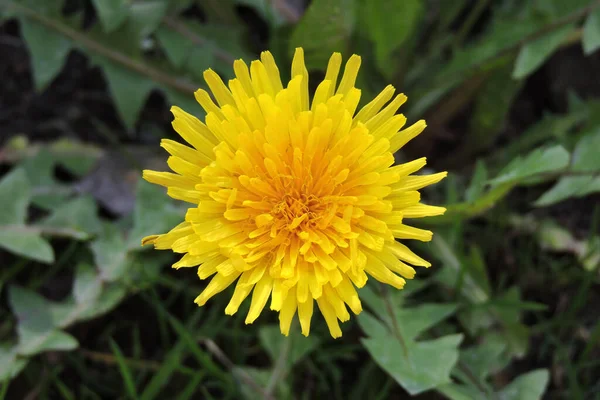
[142,48,447,338]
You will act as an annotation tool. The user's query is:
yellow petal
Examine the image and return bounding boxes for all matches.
[279,287,297,336]
[316,297,342,338]
[245,275,273,324]
[195,271,241,306]
[298,297,313,336]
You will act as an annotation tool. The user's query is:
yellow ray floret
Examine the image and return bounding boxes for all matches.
[142,48,446,338]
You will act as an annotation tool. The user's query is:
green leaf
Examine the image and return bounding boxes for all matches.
[465,160,488,202]
[90,0,129,32]
[465,245,492,296]
[156,27,191,68]
[395,303,457,340]
[73,263,102,305]
[0,168,30,225]
[258,325,320,367]
[572,127,600,172]
[81,283,127,320]
[39,196,102,239]
[498,369,549,400]
[491,145,570,185]
[19,17,71,90]
[0,228,54,263]
[0,343,28,381]
[361,327,463,395]
[439,15,544,80]
[289,0,355,70]
[469,63,523,150]
[534,176,596,207]
[513,25,574,79]
[461,339,507,380]
[128,1,169,38]
[437,383,485,400]
[235,0,289,28]
[234,366,291,400]
[91,223,129,282]
[18,329,78,356]
[128,179,183,250]
[20,149,69,210]
[51,282,127,328]
[8,285,54,332]
[8,286,78,356]
[583,8,600,55]
[98,58,155,130]
[364,0,422,76]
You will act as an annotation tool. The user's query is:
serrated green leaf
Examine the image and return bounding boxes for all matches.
[461,339,507,380]
[440,16,544,79]
[290,0,355,70]
[577,175,600,197]
[186,48,215,80]
[437,383,485,400]
[572,127,600,172]
[583,8,600,55]
[395,303,457,340]
[0,228,54,263]
[9,285,54,333]
[8,286,78,355]
[235,0,288,28]
[465,160,488,202]
[18,329,78,356]
[498,369,549,400]
[20,149,70,210]
[73,263,102,305]
[513,25,574,79]
[19,17,71,90]
[91,223,129,282]
[0,343,28,381]
[39,196,101,238]
[361,329,463,395]
[51,282,127,328]
[0,168,30,225]
[156,27,191,68]
[364,0,421,77]
[258,325,320,367]
[91,0,129,32]
[129,1,169,38]
[491,145,570,185]
[534,175,596,206]
[98,58,155,130]
[83,283,127,319]
[128,179,183,250]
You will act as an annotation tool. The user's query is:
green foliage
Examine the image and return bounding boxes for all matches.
[583,8,600,54]
[513,25,575,79]
[2,0,600,398]
[289,0,355,70]
[363,0,422,77]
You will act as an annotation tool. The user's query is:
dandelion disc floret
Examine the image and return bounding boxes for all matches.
[142,48,447,338]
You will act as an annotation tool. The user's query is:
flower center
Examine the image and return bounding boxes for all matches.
[272,192,327,231]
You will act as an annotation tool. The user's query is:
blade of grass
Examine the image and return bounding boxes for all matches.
[0,380,9,400]
[109,339,140,400]
[140,293,230,383]
[176,373,206,400]
[141,311,203,400]
[53,378,76,400]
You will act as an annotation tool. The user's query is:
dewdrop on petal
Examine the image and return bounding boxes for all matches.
[142,48,447,338]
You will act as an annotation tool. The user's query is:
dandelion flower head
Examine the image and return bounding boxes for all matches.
[142,48,447,338]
